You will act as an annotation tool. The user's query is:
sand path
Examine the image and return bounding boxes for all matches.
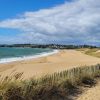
[0,50,100,79]
[77,80,100,100]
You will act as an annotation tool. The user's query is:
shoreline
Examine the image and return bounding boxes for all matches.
[0,49,59,64]
[0,50,100,79]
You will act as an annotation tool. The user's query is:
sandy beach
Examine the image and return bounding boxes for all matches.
[0,50,100,79]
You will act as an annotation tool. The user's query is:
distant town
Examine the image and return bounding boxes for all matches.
[0,44,98,49]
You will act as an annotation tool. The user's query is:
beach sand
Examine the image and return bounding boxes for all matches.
[77,80,100,100]
[0,50,100,79]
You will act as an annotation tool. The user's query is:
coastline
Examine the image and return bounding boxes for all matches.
[0,50,100,79]
[0,49,59,64]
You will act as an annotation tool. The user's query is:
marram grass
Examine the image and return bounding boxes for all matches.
[0,64,100,100]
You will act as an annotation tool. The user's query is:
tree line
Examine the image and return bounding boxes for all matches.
[0,44,98,49]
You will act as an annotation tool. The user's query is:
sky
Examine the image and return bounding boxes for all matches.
[0,0,100,46]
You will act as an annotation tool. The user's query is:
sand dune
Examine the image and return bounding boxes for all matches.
[96,50,100,53]
[0,50,100,79]
[77,80,100,100]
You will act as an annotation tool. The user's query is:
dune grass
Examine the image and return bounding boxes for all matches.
[0,64,100,100]
[77,48,100,58]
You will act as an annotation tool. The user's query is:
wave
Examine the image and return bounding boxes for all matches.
[0,50,59,64]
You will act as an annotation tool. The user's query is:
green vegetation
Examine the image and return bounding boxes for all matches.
[0,44,98,49]
[0,64,100,100]
[77,48,100,58]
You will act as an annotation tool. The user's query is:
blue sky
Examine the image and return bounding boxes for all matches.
[0,0,100,46]
[0,0,66,20]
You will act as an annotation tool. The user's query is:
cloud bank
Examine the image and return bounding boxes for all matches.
[0,0,100,45]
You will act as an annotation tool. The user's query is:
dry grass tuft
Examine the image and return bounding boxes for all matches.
[0,64,99,100]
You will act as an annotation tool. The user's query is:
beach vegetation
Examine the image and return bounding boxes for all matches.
[0,64,99,100]
[77,48,100,58]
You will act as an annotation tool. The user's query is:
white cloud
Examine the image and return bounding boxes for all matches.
[0,0,100,45]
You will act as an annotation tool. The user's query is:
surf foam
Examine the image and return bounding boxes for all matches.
[0,50,59,64]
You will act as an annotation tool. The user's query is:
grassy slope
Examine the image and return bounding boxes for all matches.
[0,64,100,100]
[77,48,100,58]
[75,48,100,100]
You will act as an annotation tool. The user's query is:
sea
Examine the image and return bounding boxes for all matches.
[0,47,58,64]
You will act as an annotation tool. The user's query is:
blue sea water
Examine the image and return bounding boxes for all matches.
[0,47,57,63]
